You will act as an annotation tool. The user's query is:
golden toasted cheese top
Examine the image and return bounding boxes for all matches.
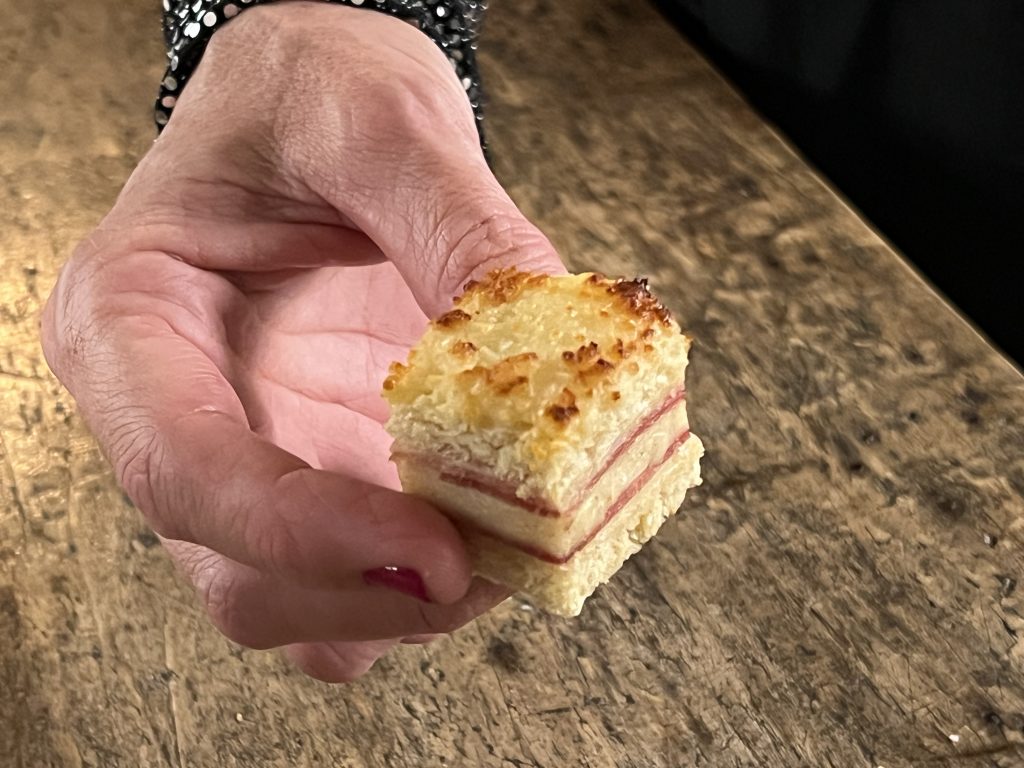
[383,269,691,489]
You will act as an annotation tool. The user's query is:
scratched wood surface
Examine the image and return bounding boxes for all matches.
[3,0,1024,766]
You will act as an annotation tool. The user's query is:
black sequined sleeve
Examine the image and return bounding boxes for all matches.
[156,0,487,146]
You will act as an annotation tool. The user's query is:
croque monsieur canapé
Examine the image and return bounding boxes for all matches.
[382,269,703,616]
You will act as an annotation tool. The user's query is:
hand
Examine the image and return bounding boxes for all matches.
[41,2,564,682]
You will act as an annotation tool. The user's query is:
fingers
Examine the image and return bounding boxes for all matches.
[146,408,472,602]
[322,147,569,318]
[103,146,389,273]
[284,640,398,684]
[44,254,475,603]
[165,536,508,648]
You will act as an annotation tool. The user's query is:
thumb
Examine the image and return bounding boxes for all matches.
[333,146,567,318]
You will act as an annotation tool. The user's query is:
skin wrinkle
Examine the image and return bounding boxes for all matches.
[47,252,124,382]
[155,72,343,228]
[254,20,380,202]
[113,422,165,532]
[276,68,479,249]
[224,268,421,429]
[131,150,283,219]
[204,445,320,585]
[73,320,241,546]
[432,211,508,296]
[160,412,244,543]
[104,292,233,372]
[226,366,275,440]
[57,305,101,382]
[251,365,388,429]
[110,313,242,421]
[86,248,229,311]
[268,324,413,350]
[438,228,564,304]
[270,465,341,565]
[172,544,258,645]
[222,327,328,443]
[202,577,255,647]
[105,210,364,273]
[132,185,346,236]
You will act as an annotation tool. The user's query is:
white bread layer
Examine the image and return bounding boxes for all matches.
[393,393,691,559]
[460,435,704,616]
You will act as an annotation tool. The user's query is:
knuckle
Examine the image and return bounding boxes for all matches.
[247,520,304,581]
[109,421,168,529]
[199,569,269,650]
[437,211,556,296]
[41,240,108,382]
[288,647,366,684]
[416,602,464,636]
[254,469,314,576]
[368,77,467,142]
[312,663,364,685]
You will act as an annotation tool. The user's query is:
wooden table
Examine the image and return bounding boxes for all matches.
[3,1,1023,765]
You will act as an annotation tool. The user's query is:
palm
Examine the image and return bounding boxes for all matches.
[228,260,428,486]
[118,218,430,492]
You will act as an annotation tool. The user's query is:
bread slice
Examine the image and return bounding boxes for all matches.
[382,269,703,615]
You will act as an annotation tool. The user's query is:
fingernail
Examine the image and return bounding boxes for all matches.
[363,567,431,602]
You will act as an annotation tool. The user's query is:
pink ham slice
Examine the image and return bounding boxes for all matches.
[393,387,692,564]
[457,430,692,564]
[394,387,687,518]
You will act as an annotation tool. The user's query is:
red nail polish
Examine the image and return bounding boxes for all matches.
[363,567,431,602]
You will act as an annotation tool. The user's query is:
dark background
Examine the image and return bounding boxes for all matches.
[655,0,1023,365]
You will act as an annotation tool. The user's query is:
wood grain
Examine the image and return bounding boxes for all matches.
[2,0,1023,766]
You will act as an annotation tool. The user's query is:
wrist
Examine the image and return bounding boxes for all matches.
[165,2,474,149]
[156,0,488,151]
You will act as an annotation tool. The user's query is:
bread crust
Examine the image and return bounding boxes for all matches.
[383,269,694,508]
[382,269,703,614]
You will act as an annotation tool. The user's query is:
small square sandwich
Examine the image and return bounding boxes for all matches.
[383,269,703,616]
